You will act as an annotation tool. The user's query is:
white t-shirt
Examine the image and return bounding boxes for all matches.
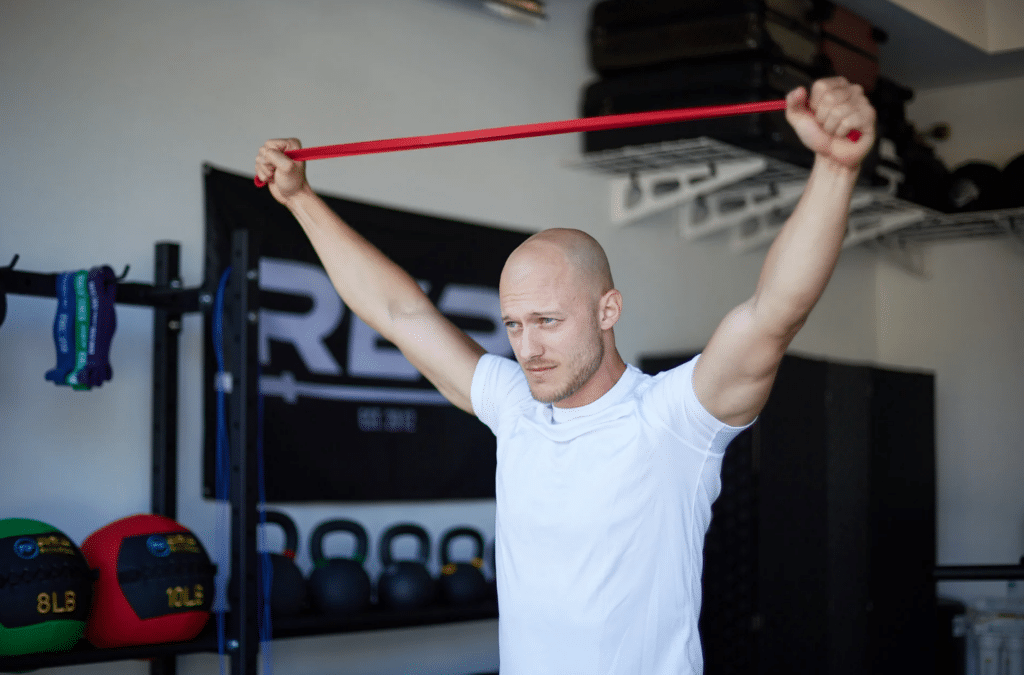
[471,353,751,675]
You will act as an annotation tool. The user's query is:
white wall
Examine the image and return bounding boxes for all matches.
[881,74,1024,604]
[908,75,1024,169]
[885,0,1024,53]
[2,2,878,674]
[887,0,990,50]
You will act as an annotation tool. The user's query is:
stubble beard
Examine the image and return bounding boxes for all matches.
[528,333,605,405]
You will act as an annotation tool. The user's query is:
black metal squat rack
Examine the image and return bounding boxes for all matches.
[0,231,498,675]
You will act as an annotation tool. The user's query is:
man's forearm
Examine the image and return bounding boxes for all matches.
[752,155,859,332]
[284,187,433,340]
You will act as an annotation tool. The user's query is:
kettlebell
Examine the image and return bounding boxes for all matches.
[437,527,488,606]
[259,510,307,617]
[307,519,372,616]
[377,523,435,611]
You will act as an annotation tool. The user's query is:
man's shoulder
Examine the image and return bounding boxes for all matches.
[477,352,525,382]
[633,356,698,399]
[472,353,534,429]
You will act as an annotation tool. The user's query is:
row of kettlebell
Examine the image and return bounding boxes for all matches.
[260,511,495,617]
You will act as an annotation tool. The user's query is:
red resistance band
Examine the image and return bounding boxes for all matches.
[254,99,862,187]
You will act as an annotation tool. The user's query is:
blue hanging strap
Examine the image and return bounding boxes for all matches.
[45,272,76,385]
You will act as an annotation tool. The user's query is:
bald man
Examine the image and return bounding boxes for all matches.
[256,76,876,674]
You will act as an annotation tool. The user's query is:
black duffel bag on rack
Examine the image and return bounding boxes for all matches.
[588,0,832,76]
[580,56,820,168]
[870,77,915,147]
[867,77,956,210]
[817,1,887,92]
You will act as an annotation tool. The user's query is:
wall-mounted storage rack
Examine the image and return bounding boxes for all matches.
[569,137,1024,273]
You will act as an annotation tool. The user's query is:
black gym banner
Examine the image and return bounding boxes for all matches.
[201,165,528,502]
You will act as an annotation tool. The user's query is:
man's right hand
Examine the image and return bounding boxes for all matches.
[255,138,311,205]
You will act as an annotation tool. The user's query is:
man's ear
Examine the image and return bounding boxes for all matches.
[598,289,623,330]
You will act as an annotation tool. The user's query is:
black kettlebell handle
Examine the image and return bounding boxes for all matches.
[310,519,369,565]
[439,527,485,568]
[261,510,299,560]
[379,523,431,567]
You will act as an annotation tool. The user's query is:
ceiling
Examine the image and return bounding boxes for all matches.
[788,0,1024,89]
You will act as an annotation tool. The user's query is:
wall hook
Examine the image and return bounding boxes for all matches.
[3,254,18,271]
[116,264,130,281]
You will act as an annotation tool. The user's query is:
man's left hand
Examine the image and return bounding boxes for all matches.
[785,76,877,170]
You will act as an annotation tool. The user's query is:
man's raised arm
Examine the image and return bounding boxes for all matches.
[693,77,878,428]
[255,138,485,414]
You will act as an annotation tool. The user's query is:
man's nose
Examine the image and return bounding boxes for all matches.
[519,327,543,361]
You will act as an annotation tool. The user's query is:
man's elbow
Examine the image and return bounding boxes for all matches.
[752,295,811,342]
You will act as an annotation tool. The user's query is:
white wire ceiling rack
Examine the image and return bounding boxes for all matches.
[568,137,1024,270]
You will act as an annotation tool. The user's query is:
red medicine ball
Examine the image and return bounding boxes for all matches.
[81,514,215,648]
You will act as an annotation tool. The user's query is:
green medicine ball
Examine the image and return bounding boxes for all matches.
[0,519,93,656]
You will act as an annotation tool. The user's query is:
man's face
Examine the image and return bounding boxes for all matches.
[499,249,604,406]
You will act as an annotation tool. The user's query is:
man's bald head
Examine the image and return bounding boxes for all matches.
[501,228,614,303]
[499,228,625,407]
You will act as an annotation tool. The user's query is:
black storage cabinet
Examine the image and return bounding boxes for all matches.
[639,352,936,675]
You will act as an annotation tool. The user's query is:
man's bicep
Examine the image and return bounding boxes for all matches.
[389,306,487,415]
[693,299,794,427]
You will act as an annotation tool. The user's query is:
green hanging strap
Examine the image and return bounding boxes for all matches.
[66,270,91,390]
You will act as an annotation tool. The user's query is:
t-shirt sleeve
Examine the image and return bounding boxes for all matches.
[643,353,754,456]
[471,353,532,435]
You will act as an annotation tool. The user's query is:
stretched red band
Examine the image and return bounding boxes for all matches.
[254,99,862,187]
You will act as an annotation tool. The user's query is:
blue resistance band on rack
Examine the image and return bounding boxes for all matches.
[45,272,76,384]
[213,268,231,675]
[213,267,273,675]
[256,354,273,672]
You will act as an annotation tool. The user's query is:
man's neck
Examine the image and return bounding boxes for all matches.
[553,351,628,409]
